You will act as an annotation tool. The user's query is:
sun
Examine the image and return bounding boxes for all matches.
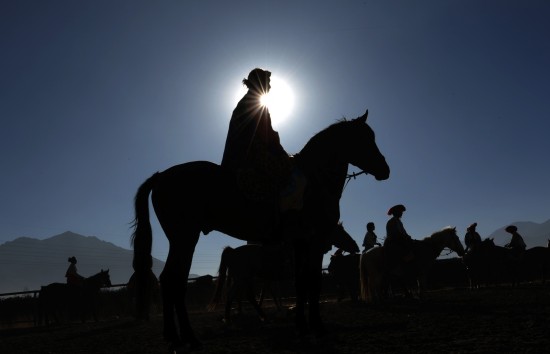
[260,76,295,127]
[232,75,295,128]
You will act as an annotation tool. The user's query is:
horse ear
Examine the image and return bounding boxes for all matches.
[356,109,368,123]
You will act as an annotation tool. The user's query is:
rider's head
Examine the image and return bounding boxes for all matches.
[367,222,375,231]
[467,222,477,232]
[387,204,406,217]
[68,256,77,264]
[505,225,517,234]
[243,68,271,95]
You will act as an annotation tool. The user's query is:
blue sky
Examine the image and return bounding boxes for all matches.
[1,1,549,277]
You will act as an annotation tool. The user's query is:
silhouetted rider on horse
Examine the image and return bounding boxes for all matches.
[383,204,414,275]
[221,68,306,243]
[464,222,482,253]
[66,256,84,286]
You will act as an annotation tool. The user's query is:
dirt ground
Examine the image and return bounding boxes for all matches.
[2,284,549,354]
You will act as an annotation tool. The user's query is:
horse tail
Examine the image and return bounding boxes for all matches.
[130,172,159,319]
[208,246,234,311]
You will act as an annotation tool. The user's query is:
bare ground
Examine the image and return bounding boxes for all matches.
[2,284,549,353]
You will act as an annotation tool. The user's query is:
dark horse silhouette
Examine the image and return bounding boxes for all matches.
[463,238,523,288]
[360,227,465,303]
[208,221,360,323]
[131,110,390,350]
[38,269,111,325]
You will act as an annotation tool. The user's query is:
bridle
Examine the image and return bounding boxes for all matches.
[343,170,366,190]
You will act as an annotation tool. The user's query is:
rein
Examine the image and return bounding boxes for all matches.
[440,248,455,257]
[344,170,366,190]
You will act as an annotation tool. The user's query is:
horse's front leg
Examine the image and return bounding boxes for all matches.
[294,245,308,336]
[307,251,325,337]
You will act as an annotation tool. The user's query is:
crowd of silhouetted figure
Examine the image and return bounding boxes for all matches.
[326,204,549,304]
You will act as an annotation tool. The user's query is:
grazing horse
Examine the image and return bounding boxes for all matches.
[209,222,359,323]
[131,110,389,350]
[38,269,111,325]
[360,227,464,303]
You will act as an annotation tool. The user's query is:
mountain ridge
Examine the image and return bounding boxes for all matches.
[0,231,167,293]
[2,220,549,293]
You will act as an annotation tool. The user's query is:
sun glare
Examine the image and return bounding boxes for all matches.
[233,75,295,128]
[260,76,295,127]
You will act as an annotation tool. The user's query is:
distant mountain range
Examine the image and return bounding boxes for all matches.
[0,231,171,294]
[1,219,549,294]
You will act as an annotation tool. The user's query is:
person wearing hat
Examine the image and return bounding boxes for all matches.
[464,222,482,253]
[383,204,414,274]
[504,225,526,259]
[221,68,305,241]
[65,256,84,286]
[362,222,381,253]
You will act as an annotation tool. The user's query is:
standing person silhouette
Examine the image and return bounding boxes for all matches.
[362,222,380,253]
[222,68,305,241]
[464,222,482,253]
[383,204,414,274]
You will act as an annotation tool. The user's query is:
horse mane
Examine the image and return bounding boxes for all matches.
[301,118,351,151]
[423,226,456,241]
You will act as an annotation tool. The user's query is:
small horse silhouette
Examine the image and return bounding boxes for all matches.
[463,238,525,287]
[521,246,550,283]
[208,222,359,323]
[38,269,111,325]
[328,252,362,302]
[360,227,464,303]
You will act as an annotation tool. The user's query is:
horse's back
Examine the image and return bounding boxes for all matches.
[231,245,264,276]
[40,283,68,295]
[151,160,279,240]
[361,246,384,270]
[525,247,549,258]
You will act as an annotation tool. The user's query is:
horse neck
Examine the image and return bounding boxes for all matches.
[422,233,451,259]
[296,141,348,201]
[84,273,103,288]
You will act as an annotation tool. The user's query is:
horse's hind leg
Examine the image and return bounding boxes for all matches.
[159,229,202,351]
[245,281,266,321]
[307,251,325,336]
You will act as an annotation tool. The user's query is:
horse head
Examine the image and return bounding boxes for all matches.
[330,222,360,254]
[436,227,465,257]
[298,110,390,184]
[481,238,496,248]
[98,269,112,287]
[345,110,390,181]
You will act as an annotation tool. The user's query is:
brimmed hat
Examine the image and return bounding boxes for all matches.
[505,225,517,233]
[387,204,406,216]
[467,223,477,231]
